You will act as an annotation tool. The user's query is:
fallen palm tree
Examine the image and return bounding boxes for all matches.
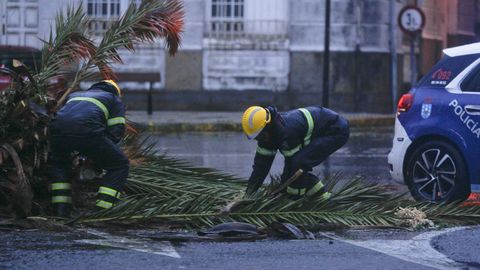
[76,154,480,230]
[1,0,480,232]
[0,0,184,217]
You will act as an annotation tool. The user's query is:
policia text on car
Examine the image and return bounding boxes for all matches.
[242,106,349,199]
[49,80,129,217]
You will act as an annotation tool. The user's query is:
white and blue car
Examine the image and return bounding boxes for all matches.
[388,42,480,202]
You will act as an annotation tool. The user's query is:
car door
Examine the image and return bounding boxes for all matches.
[456,64,480,145]
[448,64,480,190]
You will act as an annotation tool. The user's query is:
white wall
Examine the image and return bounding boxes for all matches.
[181,0,204,50]
[1,0,47,47]
[244,0,288,35]
[203,50,289,91]
[290,0,397,52]
[37,0,72,47]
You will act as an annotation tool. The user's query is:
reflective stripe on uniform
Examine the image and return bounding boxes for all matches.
[319,192,332,200]
[52,196,72,204]
[281,145,301,157]
[98,186,121,199]
[67,97,109,120]
[51,182,71,190]
[305,181,325,196]
[107,117,126,126]
[256,146,276,156]
[287,181,329,198]
[96,200,113,209]
[287,186,306,196]
[280,108,314,158]
[299,108,314,146]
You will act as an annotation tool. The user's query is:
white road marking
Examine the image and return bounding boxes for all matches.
[321,227,466,270]
[75,229,181,259]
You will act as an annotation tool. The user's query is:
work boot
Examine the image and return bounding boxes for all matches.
[52,203,71,218]
[51,181,73,218]
[286,173,332,201]
[95,186,122,211]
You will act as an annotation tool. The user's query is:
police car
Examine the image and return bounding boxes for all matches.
[388,42,480,203]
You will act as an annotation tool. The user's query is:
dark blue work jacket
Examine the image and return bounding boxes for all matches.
[249,106,341,185]
[50,88,126,143]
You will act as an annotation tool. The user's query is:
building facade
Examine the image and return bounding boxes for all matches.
[1,0,480,112]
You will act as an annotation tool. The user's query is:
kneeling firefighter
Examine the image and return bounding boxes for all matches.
[242,105,349,199]
[49,80,129,217]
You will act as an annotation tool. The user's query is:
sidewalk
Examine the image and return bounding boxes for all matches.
[127,111,395,133]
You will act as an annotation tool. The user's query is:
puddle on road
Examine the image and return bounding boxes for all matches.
[147,127,398,186]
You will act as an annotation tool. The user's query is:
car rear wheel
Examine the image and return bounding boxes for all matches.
[405,140,470,203]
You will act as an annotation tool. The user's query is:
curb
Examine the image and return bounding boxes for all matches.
[136,116,395,133]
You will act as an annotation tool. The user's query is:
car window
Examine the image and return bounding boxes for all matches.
[461,64,480,92]
[417,54,480,88]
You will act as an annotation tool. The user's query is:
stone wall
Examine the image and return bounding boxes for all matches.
[123,48,402,115]
[165,50,203,91]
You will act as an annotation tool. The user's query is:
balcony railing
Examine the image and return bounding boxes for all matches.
[204,20,289,50]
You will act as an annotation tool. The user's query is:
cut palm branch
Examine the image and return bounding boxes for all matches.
[36,4,96,89]
[2,0,480,233]
[0,0,184,217]
[75,160,480,230]
[56,0,184,108]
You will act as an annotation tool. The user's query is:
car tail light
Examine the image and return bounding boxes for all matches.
[397,93,414,113]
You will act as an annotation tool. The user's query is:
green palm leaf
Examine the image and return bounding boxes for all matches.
[74,154,480,230]
[58,0,184,107]
[36,4,96,88]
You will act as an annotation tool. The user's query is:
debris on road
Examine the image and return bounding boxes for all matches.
[268,221,315,240]
[395,207,435,229]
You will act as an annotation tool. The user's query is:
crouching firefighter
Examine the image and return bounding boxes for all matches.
[242,106,349,199]
[49,80,129,217]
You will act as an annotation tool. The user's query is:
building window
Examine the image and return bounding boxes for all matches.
[86,0,121,34]
[210,0,244,33]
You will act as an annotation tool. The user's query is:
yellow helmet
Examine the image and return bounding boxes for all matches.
[242,106,271,140]
[102,79,121,96]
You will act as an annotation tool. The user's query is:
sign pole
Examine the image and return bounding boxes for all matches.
[398,5,425,88]
[410,35,417,86]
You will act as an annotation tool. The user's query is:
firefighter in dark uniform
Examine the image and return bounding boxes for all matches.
[49,80,129,217]
[242,105,349,199]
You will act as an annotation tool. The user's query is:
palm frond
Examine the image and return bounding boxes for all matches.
[36,4,95,87]
[126,155,244,200]
[58,0,184,107]
[75,172,407,227]
[422,202,480,225]
[74,157,480,230]
[0,1,184,217]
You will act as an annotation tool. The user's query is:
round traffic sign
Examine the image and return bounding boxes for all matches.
[398,6,425,34]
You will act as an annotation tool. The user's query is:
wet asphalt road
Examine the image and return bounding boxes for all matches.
[150,127,396,184]
[1,227,479,270]
[432,227,480,268]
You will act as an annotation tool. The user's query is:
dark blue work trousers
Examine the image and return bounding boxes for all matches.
[50,135,129,191]
[283,117,350,190]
